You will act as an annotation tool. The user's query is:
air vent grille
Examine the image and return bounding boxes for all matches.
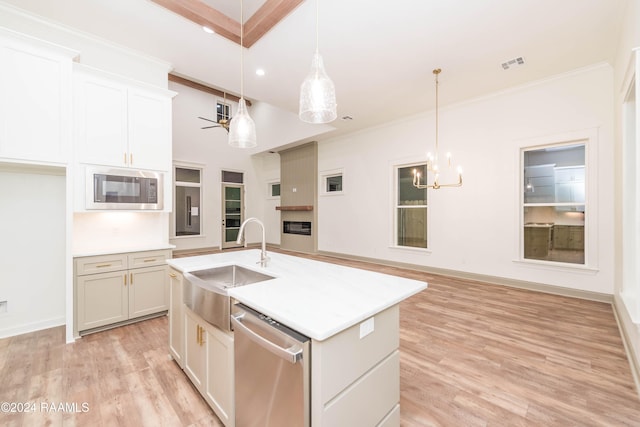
[502,56,525,70]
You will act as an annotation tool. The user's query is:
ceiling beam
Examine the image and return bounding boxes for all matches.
[150,0,240,44]
[150,0,303,48]
[244,0,304,48]
[168,73,252,106]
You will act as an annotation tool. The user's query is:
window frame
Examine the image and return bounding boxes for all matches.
[392,161,429,251]
[319,168,345,196]
[267,180,281,199]
[173,163,204,239]
[516,129,599,271]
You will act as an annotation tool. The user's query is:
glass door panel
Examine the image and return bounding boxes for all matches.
[222,184,243,249]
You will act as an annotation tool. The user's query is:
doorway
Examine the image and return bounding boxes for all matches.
[221,170,244,249]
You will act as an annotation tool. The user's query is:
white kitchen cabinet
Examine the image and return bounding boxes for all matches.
[168,267,185,368]
[74,249,170,335]
[554,165,585,205]
[73,64,175,172]
[311,305,400,427]
[182,305,235,427]
[0,29,77,164]
[184,308,207,391]
[205,323,235,427]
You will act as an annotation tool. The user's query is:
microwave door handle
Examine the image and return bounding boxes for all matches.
[230,313,303,364]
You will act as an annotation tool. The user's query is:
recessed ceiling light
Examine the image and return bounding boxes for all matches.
[256,69,265,76]
[202,26,214,34]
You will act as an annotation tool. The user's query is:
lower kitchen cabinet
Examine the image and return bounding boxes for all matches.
[184,306,235,427]
[553,225,585,250]
[311,305,400,427]
[168,267,184,368]
[524,226,552,259]
[74,249,170,335]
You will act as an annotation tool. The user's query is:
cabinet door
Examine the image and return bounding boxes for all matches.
[77,271,128,331]
[205,324,235,427]
[127,88,171,171]
[168,269,184,368]
[74,71,128,167]
[184,309,206,391]
[128,265,168,319]
[0,41,72,163]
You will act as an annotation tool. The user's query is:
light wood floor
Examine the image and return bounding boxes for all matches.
[2,249,639,426]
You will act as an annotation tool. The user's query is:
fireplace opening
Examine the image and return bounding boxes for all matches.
[283,221,311,236]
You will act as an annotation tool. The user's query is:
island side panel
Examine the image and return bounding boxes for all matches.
[310,304,400,427]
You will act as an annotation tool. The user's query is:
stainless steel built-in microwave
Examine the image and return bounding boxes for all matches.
[86,167,163,210]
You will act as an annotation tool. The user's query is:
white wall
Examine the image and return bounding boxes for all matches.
[0,166,66,338]
[169,82,268,250]
[317,64,615,295]
[613,0,640,391]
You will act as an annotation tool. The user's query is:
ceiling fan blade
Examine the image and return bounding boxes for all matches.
[198,116,218,123]
[201,125,221,129]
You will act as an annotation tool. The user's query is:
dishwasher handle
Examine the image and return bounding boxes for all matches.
[231,312,303,364]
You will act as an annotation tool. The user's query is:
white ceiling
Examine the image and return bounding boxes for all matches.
[1,0,630,143]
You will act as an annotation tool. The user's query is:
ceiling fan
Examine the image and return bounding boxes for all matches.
[198,91,230,133]
[198,115,229,132]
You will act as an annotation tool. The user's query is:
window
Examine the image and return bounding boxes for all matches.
[268,182,281,198]
[222,170,243,184]
[175,166,202,237]
[217,100,231,123]
[320,169,344,195]
[395,163,428,248]
[522,143,585,264]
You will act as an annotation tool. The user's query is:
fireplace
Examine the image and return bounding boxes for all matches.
[283,221,311,236]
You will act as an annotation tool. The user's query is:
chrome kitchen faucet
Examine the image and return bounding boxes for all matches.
[236,218,270,267]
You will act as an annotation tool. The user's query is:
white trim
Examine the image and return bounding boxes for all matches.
[516,128,599,271]
[319,168,344,196]
[266,179,281,200]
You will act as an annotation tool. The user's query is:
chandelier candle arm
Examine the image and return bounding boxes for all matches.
[412,68,463,189]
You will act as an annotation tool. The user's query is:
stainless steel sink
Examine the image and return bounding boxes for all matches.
[183,265,275,332]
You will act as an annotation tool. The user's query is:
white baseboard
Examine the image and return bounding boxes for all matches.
[0,316,65,340]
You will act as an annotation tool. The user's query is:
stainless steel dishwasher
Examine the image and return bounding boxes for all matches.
[231,303,310,427]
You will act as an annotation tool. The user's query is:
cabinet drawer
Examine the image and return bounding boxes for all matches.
[128,249,171,269]
[75,254,127,275]
[314,305,399,404]
[321,351,400,427]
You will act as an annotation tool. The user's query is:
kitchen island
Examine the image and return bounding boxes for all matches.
[167,249,427,427]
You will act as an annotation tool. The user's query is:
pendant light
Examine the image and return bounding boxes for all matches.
[228,0,257,148]
[299,0,337,123]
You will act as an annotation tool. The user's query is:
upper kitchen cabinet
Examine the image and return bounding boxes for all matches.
[74,64,176,172]
[0,29,77,165]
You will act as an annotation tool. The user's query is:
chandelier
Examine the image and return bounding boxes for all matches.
[413,69,463,189]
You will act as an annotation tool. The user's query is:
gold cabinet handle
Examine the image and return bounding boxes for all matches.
[130,273,133,285]
[123,152,127,165]
[169,272,177,278]
[96,263,112,268]
[143,258,157,263]
[200,325,205,346]
[130,153,133,165]
[196,324,200,345]
[124,274,127,286]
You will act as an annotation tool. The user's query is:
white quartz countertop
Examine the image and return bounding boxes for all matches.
[166,250,427,341]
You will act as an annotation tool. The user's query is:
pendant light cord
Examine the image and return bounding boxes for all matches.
[315,0,319,54]
[240,0,244,98]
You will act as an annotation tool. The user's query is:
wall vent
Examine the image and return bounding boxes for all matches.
[502,56,525,70]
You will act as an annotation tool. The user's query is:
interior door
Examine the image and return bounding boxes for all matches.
[176,186,200,236]
[221,183,244,249]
